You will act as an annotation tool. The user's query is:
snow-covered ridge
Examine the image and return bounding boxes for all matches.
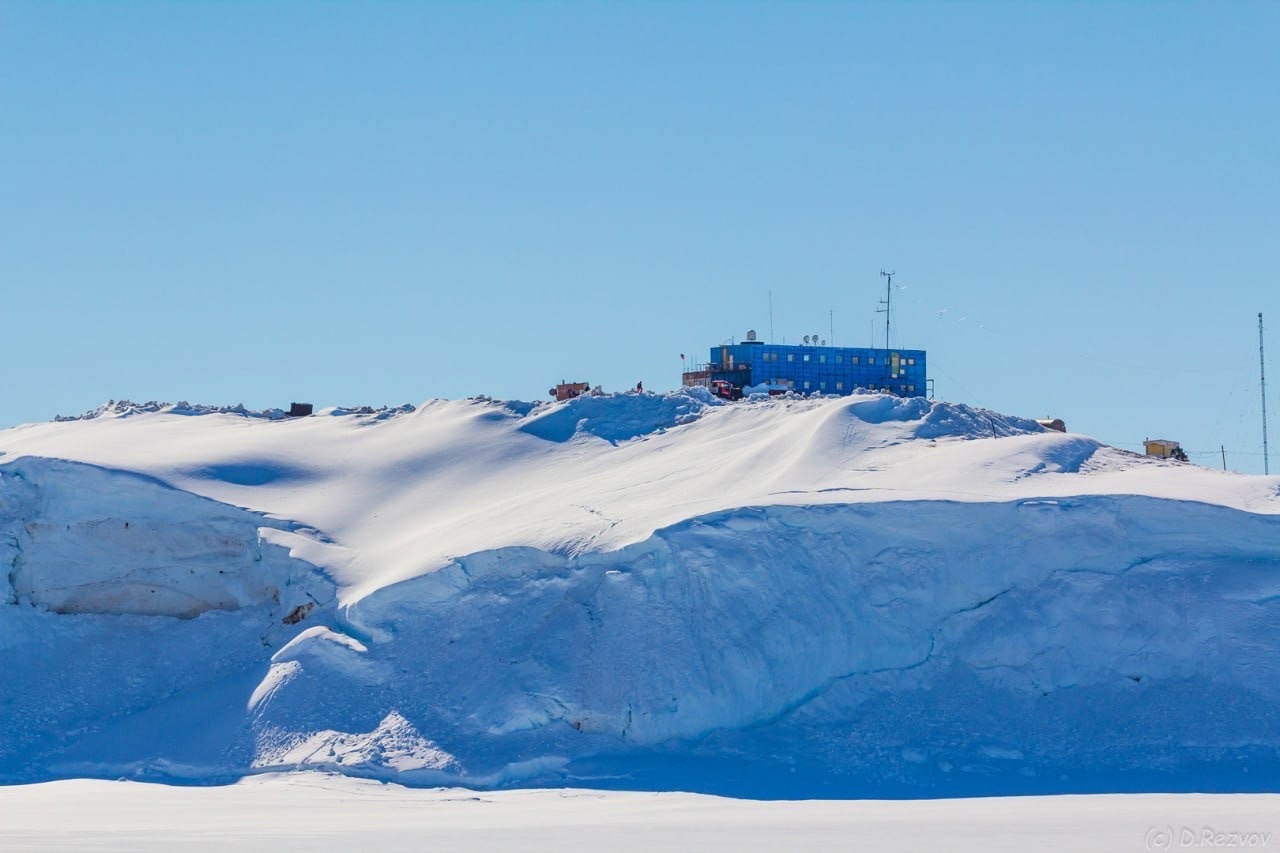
[8,390,1275,606]
[52,399,417,422]
[2,391,1278,796]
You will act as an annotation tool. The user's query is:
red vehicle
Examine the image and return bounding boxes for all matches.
[711,380,743,401]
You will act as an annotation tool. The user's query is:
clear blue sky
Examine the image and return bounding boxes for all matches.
[3,2,1277,471]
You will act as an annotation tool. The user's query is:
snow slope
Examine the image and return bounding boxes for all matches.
[1,391,1278,796]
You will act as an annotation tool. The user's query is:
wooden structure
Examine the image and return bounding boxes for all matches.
[1144,439,1181,459]
[550,382,590,402]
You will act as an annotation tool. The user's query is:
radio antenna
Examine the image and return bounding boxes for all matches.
[1262,312,1270,475]
[878,269,894,351]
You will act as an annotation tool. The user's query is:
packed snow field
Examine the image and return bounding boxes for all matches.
[1,390,1278,800]
[2,774,1277,853]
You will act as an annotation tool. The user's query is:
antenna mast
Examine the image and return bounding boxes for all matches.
[878,269,894,351]
[769,290,774,343]
[1262,312,1270,475]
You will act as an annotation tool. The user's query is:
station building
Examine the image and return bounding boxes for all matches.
[682,330,927,398]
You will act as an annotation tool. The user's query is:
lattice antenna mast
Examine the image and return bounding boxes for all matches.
[878,270,894,351]
[1262,312,1270,475]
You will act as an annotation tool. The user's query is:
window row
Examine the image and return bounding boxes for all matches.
[761,353,880,365]
[796,381,918,394]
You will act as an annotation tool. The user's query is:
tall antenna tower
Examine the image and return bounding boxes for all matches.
[1262,312,1270,475]
[878,270,894,351]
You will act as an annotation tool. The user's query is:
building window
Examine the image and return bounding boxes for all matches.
[804,381,811,390]
[803,354,810,362]
[836,382,844,391]
[851,356,858,365]
[834,355,842,364]
[787,354,795,362]
[819,354,826,363]
[908,385,915,392]
[906,358,915,365]
[868,356,876,365]
[819,381,827,390]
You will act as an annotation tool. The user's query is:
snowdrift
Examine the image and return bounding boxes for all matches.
[1,458,330,618]
[1,391,1277,797]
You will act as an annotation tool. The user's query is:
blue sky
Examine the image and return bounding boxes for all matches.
[3,2,1277,471]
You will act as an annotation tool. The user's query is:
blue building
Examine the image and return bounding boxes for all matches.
[683,330,927,398]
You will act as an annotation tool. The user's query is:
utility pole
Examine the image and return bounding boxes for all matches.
[1262,313,1270,475]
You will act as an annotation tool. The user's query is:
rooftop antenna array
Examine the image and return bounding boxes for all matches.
[878,269,894,351]
[1262,312,1270,475]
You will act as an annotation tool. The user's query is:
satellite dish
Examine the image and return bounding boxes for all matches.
[820,339,826,346]
[803,335,811,345]
[746,329,757,341]
[812,333,819,345]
